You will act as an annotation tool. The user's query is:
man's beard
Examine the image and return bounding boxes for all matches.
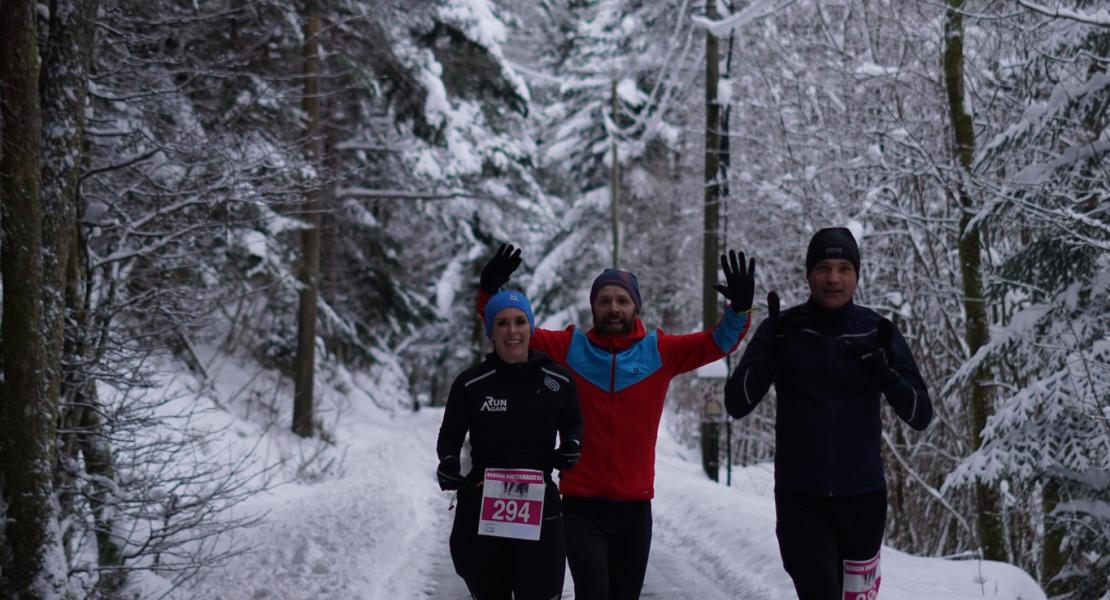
[594,312,635,336]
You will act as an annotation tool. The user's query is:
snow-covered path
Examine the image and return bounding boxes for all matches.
[185,394,1045,600]
[187,404,447,599]
[428,506,757,599]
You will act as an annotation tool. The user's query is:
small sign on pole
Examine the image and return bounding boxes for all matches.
[696,357,732,485]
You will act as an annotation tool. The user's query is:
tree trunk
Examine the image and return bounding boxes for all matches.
[293,4,322,438]
[40,0,108,583]
[77,382,127,594]
[0,0,67,595]
[40,0,97,412]
[67,220,127,593]
[610,80,620,269]
[702,0,720,331]
[1041,479,1066,596]
[942,0,1005,562]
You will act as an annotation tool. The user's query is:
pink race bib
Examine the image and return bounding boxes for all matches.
[843,552,881,600]
[478,468,545,541]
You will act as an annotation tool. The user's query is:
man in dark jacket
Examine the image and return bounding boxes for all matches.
[725,227,932,600]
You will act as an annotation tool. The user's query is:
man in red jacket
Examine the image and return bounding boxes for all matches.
[477,245,755,599]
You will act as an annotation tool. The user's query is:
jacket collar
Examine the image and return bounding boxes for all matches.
[586,317,647,352]
[805,297,856,323]
[486,348,550,370]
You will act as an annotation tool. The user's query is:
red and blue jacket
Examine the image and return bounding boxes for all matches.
[479,290,750,500]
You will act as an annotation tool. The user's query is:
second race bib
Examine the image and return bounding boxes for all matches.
[842,552,881,600]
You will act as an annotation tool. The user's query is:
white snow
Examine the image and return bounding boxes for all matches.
[691,0,783,36]
[616,78,648,108]
[695,357,730,379]
[436,257,464,315]
[174,351,1047,599]
[855,62,901,78]
[653,421,1047,600]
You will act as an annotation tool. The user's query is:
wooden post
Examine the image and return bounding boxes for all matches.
[703,0,721,331]
[293,5,323,438]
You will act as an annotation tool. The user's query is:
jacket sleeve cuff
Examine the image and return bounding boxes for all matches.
[712,308,749,353]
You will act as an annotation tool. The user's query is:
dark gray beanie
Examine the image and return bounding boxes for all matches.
[590,269,642,313]
[806,228,860,274]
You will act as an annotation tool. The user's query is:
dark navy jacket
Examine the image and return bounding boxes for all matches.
[725,299,932,496]
[437,349,582,479]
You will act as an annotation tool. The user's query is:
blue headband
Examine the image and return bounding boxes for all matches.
[484,290,535,338]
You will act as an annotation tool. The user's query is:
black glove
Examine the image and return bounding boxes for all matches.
[848,318,901,388]
[552,439,581,472]
[714,249,755,312]
[436,456,463,491]
[479,243,522,295]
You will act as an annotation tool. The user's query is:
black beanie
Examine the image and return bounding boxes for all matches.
[806,227,860,274]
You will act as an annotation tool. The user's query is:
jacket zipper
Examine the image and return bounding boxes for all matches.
[608,348,617,498]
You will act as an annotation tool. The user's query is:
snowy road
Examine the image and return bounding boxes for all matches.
[183,400,749,599]
[182,396,1044,600]
[646,511,772,600]
[429,532,751,599]
[428,494,762,599]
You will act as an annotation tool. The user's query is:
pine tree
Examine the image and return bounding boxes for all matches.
[1,0,68,594]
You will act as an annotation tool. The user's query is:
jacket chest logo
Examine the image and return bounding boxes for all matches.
[543,376,560,392]
[481,396,508,412]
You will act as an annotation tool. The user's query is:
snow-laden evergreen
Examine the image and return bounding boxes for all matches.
[1,0,1105,597]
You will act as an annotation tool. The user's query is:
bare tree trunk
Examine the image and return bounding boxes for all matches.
[942,0,1005,562]
[293,3,322,438]
[610,80,620,268]
[0,0,67,595]
[1041,479,1066,596]
[702,0,720,331]
[76,381,127,593]
[40,0,97,411]
[39,0,114,587]
[65,219,128,592]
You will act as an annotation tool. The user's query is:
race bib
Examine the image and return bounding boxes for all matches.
[842,552,881,600]
[478,468,545,541]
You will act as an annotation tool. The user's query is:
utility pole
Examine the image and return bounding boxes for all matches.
[702,0,721,331]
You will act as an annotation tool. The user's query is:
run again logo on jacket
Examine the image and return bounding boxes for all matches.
[480,396,508,412]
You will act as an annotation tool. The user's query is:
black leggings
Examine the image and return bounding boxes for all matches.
[450,483,566,600]
[563,497,652,600]
[775,491,887,600]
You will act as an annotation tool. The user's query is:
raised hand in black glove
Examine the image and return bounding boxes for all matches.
[436,455,463,491]
[552,439,581,472]
[714,249,756,312]
[765,291,810,364]
[480,243,522,294]
[849,318,901,388]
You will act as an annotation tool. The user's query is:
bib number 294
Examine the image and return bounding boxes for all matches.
[478,468,544,541]
[490,499,531,523]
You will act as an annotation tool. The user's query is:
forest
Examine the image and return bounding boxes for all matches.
[0,0,1106,598]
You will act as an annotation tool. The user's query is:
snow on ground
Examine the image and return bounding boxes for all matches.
[184,381,446,600]
[174,352,1046,600]
[652,416,1047,600]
